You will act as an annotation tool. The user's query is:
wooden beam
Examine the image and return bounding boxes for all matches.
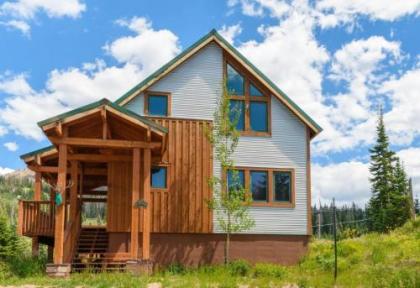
[49,137,162,149]
[68,153,131,162]
[55,122,63,137]
[29,165,58,173]
[101,109,108,140]
[142,148,151,260]
[34,172,42,201]
[70,161,79,221]
[131,148,141,259]
[53,143,67,264]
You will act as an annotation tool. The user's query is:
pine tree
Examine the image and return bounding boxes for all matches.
[367,109,396,232]
[392,160,412,225]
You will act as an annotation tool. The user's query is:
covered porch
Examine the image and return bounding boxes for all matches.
[18,99,168,274]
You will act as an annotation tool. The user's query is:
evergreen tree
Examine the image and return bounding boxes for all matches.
[367,109,412,232]
[392,160,412,225]
[367,109,397,232]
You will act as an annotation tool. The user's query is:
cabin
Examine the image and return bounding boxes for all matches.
[17,30,322,276]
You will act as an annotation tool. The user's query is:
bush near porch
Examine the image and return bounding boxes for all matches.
[0,219,418,288]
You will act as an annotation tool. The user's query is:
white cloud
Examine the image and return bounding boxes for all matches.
[316,0,420,28]
[397,147,420,197]
[0,19,30,36]
[0,167,14,175]
[0,0,86,35]
[381,68,420,146]
[0,18,180,140]
[3,141,18,151]
[104,17,181,72]
[218,24,242,44]
[313,161,370,206]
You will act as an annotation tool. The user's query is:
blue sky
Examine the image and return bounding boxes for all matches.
[0,0,419,205]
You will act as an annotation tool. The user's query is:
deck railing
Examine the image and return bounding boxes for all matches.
[17,200,55,237]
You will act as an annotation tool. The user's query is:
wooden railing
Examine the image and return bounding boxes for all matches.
[63,207,82,263]
[17,200,55,237]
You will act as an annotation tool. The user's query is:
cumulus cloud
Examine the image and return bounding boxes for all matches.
[218,24,242,44]
[0,167,14,175]
[104,17,181,71]
[3,141,18,151]
[0,18,181,140]
[0,0,86,35]
[313,161,370,206]
[316,0,420,28]
[397,147,420,197]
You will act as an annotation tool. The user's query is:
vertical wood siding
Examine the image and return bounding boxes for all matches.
[124,42,309,235]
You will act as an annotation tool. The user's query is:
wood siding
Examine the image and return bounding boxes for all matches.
[106,118,213,234]
[124,41,310,235]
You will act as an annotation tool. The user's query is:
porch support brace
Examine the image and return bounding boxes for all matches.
[130,148,141,259]
[142,148,151,260]
[53,143,67,264]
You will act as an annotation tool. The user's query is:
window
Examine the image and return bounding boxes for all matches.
[227,64,244,95]
[229,100,245,131]
[250,102,268,132]
[144,91,171,116]
[251,171,268,201]
[225,60,270,136]
[227,169,245,192]
[273,171,291,202]
[151,167,167,189]
[224,167,295,207]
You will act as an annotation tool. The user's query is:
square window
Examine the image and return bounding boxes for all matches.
[151,167,167,189]
[148,95,168,116]
[227,169,245,192]
[227,64,244,95]
[229,100,245,131]
[273,171,291,202]
[250,171,268,201]
[250,101,268,132]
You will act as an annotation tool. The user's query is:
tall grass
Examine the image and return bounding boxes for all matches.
[1,219,418,287]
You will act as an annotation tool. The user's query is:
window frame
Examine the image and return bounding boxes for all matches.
[224,55,271,137]
[225,166,295,208]
[144,91,172,117]
[150,165,169,191]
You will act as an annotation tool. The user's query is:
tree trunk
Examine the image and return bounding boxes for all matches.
[225,232,230,264]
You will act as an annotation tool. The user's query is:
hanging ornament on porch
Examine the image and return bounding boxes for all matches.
[55,192,63,206]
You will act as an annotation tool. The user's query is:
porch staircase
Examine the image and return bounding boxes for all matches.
[71,227,126,273]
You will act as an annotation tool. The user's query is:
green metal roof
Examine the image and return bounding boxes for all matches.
[114,29,322,134]
[20,145,56,160]
[37,98,168,133]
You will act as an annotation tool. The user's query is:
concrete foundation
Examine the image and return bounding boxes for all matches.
[126,260,154,276]
[46,263,71,277]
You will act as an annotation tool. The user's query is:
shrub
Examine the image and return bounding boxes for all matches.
[253,263,286,278]
[227,259,251,277]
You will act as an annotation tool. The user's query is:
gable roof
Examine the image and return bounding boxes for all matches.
[38,98,168,134]
[115,29,322,136]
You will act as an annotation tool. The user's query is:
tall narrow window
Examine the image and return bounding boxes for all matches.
[250,171,268,201]
[151,167,167,189]
[227,64,244,95]
[229,100,245,131]
[273,171,291,202]
[145,92,170,116]
[227,169,245,192]
[250,102,268,132]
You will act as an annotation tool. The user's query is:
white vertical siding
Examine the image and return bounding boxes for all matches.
[124,42,309,235]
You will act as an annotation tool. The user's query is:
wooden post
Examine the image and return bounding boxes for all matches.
[131,148,141,259]
[32,171,42,256]
[142,148,151,260]
[53,143,67,264]
[70,161,79,221]
[34,172,42,200]
[17,200,23,236]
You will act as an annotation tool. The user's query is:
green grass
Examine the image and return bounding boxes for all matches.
[1,219,419,287]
